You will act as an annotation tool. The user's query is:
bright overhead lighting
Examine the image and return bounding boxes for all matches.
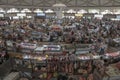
[89,9,99,13]
[67,9,76,13]
[34,9,43,13]
[114,10,120,14]
[45,9,54,13]
[7,8,19,13]
[21,8,31,13]
[0,8,5,13]
[101,10,113,14]
[53,3,66,7]
[77,9,87,14]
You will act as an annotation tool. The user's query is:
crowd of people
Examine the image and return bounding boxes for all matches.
[0,17,120,80]
[1,18,120,42]
[0,18,119,53]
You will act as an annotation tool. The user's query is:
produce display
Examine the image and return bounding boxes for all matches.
[20,43,37,49]
[43,45,61,51]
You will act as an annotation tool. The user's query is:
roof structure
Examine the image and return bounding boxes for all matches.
[0,0,120,9]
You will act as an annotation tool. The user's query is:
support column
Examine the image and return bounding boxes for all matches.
[53,3,66,19]
[55,7,63,19]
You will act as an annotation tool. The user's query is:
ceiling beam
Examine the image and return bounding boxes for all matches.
[101,0,112,6]
[0,0,120,8]
[113,0,120,5]
[75,0,77,6]
[98,0,101,6]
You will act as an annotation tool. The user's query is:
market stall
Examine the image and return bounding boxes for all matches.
[113,38,120,46]
[21,54,47,80]
[31,31,42,40]
[77,55,91,60]
[105,51,120,58]
[6,41,13,51]
[75,50,90,55]
[113,38,120,43]
[74,44,91,55]
[50,25,63,31]
[20,43,37,53]
[43,45,61,51]
[64,44,75,52]
[34,44,63,55]
[34,47,44,54]
[105,65,120,80]
[94,64,120,80]
[64,25,76,29]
